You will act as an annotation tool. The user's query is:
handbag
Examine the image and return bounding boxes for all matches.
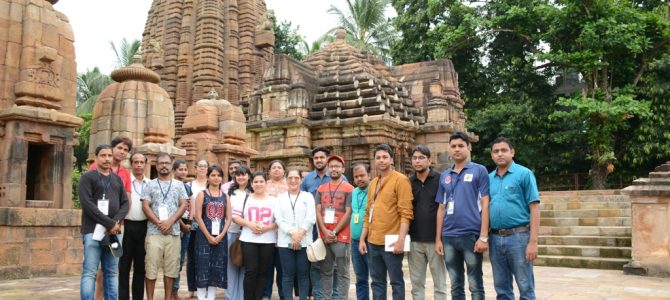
[230,193,249,268]
[307,237,327,262]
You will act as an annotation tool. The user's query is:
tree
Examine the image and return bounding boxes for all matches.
[76,67,112,115]
[328,0,397,63]
[273,18,306,60]
[109,38,141,69]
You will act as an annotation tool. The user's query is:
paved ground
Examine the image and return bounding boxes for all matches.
[1,262,669,299]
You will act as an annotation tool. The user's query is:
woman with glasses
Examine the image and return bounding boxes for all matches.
[186,158,209,298]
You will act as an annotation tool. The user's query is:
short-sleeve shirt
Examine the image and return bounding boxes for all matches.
[409,169,441,242]
[350,187,368,240]
[233,195,277,244]
[141,178,189,236]
[435,161,489,237]
[316,180,354,243]
[89,162,131,193]
[489,162,540,229]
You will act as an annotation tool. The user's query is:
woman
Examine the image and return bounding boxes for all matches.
[275,169,316,300]
[187,158,209,298]
[264,160,288,299]
[194,165,232,300]
[233,172,278,300]
[226,165,253,300]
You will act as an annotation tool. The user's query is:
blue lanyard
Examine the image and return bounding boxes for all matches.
[288,191,300,219]
[132,179,145,196]
[158,179,172,202]
[98,171,112,198]
[355,189,367,212]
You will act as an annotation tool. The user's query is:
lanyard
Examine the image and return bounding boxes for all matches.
[158,179,173,202]
[98,171,112,197]
[355,188,367,212]
[328,180,344,208]
[288,191,300,219]
[132,179,145,196]
[446,168,464,203]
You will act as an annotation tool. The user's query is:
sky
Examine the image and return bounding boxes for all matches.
[54,0,344,75]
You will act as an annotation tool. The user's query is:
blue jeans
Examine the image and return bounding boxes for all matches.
[81,233,120,300]
[489,231,535,300]
[442,235,484,300]
[368,243,404,300]
[264,247,285,299]
[226,232,244,300]
[279,247,310,300]
[173,230,190,291]
[351,239,369,300]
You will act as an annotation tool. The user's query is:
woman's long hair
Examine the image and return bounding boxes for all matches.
[228,164,253,197]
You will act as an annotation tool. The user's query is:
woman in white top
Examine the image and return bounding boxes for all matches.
[225,164,252,300]
[275,169,316,300]
[186,158,209,298]
[232,172,278,300]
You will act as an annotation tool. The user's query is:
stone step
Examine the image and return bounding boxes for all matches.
[541,217,630,227]
[539,245,631,258]
[534,255,629,270]
[541,201,630,210]
[539,235,631,247]
[540,190,621,197]
[540,193,629,204]
[539,226,631,237]
[541,209,630,218]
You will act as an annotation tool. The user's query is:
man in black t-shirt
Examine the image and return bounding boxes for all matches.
[79,144,129,300]
[408,145,448,300]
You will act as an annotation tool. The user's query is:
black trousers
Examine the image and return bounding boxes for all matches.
[118,220,147,300]
[242,241,275,300]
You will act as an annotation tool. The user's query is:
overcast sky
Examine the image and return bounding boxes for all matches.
[55,0,344,75]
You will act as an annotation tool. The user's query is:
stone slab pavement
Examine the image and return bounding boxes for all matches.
[1,261,669,299]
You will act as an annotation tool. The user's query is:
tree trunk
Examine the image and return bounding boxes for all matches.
[590,163,608,190]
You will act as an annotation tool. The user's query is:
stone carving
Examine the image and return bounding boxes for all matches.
[141,0,274,138]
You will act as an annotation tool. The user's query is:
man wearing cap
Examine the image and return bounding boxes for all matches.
[315,155,354,299]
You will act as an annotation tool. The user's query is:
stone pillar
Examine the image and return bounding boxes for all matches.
[621,162,670,277]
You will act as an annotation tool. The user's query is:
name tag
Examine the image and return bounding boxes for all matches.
[98,198,109,215]
[158,206,169,221]
[464,173,473,182]
[324,208,336,224]
[211,220,220,236]
[353,213,360,224]
[447,198,454,215]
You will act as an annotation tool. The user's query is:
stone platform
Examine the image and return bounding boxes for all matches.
[1,261,669,299]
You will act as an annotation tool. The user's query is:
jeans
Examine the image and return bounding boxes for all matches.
[226,232,244,300]
[263,247,284,299]
[368,243,404,300]
[81,233,120,300]
[118,219,146,300]
[242,242,274,300]
[351,239,369,300]
[442,235,485,300]
[319,242,350,299]
[408,241,448,300]
[278,247,310,300]
[174,230,190,291]
[489,231,536,300]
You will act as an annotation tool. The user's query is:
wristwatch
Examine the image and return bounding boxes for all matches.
[479,236,489,243]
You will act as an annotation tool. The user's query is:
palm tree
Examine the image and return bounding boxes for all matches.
[76,67,111,115]
[328,0,397,63]
[109,38,141,68]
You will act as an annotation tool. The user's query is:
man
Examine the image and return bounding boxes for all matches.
[350,163,371,300]
[119,152,149,300]
[360,144,414,300]
[141,153,189,300]
[315,155,354,299]
[435,132,489,300]
[408,145,448,300]
[172,159,194,300]
[488,137,540,300]
[221,159,241,194]
[79,144,130,300]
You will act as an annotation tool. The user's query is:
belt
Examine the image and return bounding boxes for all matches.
[490,225,529,236]
[124,219,148,223]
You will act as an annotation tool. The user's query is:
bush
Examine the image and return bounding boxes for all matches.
[72,167,82,209]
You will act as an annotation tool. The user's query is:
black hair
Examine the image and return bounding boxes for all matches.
[111,136,133,151]
[351,163,369,173]
[229,165,253,196]
[194,158,209,168]
[268,159,286,171]
[412,145,431,158]
[206,165,225,189]
[95,144,112,156]
[286,168,303,179]
[491,137,515,150]
[156,152,172,162]
[172,159,188,171]
[130,152,147,163]
[449,132,471,145]
[251,171,268,182]
[311,146,331,158]
[373,144,394,158]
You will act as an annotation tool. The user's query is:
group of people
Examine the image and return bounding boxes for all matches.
[79,131,540,300]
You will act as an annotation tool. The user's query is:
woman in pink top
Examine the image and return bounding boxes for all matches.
[266,160,288,197]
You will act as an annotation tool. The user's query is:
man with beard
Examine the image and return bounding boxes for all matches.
[79,144,129,300]
[435,132,490,300]
[119,152,149,300]
[408,145,448,300]
[141,153,189,300]
[360,144,414,300]
[221,160,241,194]
[315,155,353,299]
[350,163,371,300]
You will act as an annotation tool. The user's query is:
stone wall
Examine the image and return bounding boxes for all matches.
[0,207,82,279]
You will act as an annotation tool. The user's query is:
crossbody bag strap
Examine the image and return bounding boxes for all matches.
[240,193,250,220]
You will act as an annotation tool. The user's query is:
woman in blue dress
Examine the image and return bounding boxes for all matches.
[194,165,232,300]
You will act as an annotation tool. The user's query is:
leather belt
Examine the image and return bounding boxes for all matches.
[490,225,529,236]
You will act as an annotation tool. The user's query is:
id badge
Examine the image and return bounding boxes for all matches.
[97,198,109,215]
[447,198,455,215]
[324,208,336,224]
[158,206,169,221]
[211,220,220,236]
[353,213,360,224]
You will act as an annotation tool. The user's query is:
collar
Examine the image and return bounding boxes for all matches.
[494,161,518,177]
[132,176,148,183]
[448,161,475,173]
[410,169,439,182]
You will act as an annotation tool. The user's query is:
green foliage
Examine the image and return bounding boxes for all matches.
[74,113,93,171]
[109,38,141,69]
[71,167,82,209]
[273,18,306,61]
[76,67,112,115]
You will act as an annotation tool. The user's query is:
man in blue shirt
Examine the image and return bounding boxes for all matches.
[488,137,540,300]
[435,132,489,300]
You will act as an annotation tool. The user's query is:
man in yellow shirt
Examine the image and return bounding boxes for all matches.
[359,144,414,300]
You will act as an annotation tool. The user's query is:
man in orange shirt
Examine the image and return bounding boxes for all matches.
[359,144,414,300]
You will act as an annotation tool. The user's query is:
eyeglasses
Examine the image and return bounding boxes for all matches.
[328,165,343,169]
[197,164,208,168]
[411,156,428,161]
